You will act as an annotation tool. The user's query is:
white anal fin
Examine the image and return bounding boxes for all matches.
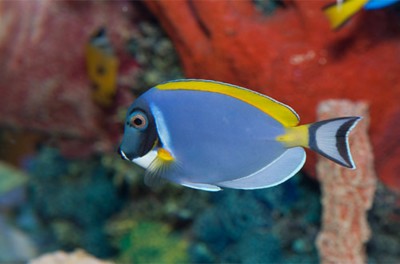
[181,182,222,192]
[217,147,306,190]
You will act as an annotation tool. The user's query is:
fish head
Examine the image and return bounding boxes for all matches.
[119,99,157,161]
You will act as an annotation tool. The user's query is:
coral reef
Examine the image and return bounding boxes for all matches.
[0,1,136,157]
[367,183,400,263]
[27,147,124,258]
[104,179,211,262]
[110,220,188,263]
[0,215,37,263]
[23,146,204,261]
[316,101,376,263]
[144,0,400,190]
[190,175,321,263]
[0,162,36,262]
[0,161,27,208]
[2,1,400,263]
[127,21,183,94]
[0,1,185,161]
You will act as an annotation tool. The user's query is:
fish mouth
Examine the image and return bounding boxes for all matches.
[118,147,130,161]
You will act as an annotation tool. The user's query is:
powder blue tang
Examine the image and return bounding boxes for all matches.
[119,79,361,191]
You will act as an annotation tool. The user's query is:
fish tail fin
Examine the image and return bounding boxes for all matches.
[277,117,361,169]
[322,0,369,29]
[308,117,361,169]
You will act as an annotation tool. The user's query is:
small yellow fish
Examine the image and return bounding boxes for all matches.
[85,28,119,107]
[323,0,400,30]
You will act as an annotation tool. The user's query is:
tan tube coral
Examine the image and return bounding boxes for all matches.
[316,100,376,264]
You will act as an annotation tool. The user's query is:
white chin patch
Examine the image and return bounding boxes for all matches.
[133,150,158,169]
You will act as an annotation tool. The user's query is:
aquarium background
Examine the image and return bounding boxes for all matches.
[0,1,400,263]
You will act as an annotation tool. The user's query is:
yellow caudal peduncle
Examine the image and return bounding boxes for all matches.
[276,124,310,148]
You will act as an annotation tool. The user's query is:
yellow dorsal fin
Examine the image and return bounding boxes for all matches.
[156,79,300,127]
[323,0,369,29]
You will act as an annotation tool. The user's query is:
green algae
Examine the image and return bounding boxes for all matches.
[112,220,188,263]
[0,161,27,195]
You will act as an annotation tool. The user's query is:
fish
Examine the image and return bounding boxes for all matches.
[118,79,361,191]
[85,28,119,107]
[323,0,399,30]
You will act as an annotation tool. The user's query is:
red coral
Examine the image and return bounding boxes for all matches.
[316,100,376,263]
[145,0,400,190]
[0,1,136,157]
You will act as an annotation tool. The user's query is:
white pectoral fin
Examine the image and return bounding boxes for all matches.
[143,148,175,188]
[144,164,168,188]
[216,147,306,190]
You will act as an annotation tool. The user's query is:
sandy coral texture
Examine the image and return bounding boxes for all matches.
[316,100,376,264]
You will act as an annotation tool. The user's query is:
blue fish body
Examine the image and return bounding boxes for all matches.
[364,0,399,9]
[119,80,361,191]
[141,88,286,184]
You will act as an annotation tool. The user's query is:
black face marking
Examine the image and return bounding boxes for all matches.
[121,101,158,158]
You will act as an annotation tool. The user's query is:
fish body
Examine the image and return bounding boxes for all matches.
[364,0,399,9]
[119,80,361,191]
[85,28,119,107]
[323,0,399,29]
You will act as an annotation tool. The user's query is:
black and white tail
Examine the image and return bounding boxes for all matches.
[308,117,361,169]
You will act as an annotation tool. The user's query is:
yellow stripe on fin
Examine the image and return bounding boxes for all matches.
[323,0,369,29]
[156,79,300,127]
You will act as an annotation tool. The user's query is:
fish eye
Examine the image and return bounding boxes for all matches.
[129,111,148,130]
